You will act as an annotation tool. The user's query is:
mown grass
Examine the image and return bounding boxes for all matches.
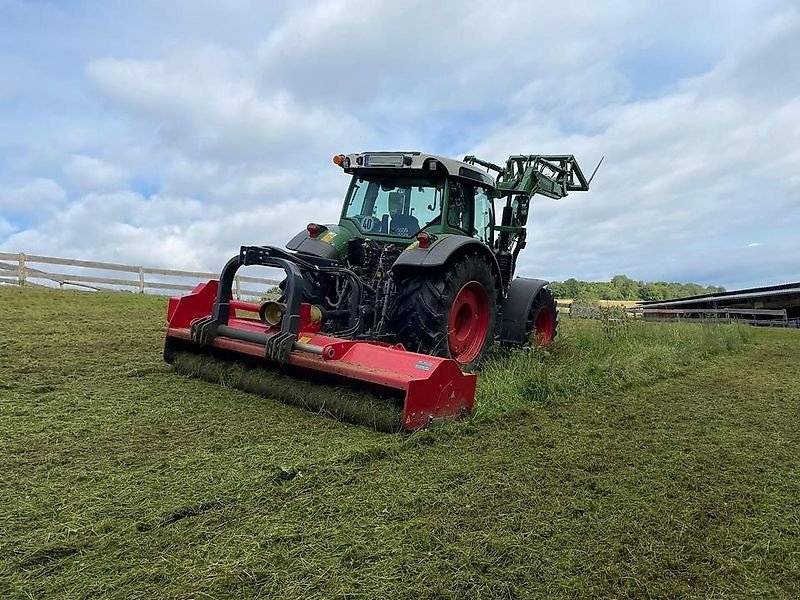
[1,286,798,599]
[171,352,406,433]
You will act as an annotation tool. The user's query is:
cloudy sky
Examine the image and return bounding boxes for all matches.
[0,0,798,289]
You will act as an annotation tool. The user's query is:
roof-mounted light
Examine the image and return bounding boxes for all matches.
[363,154,405,167]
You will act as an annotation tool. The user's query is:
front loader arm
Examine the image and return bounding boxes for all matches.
[497,155,589,199]
[464,154,599,200]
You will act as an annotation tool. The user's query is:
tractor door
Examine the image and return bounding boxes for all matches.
[446,180,494,245]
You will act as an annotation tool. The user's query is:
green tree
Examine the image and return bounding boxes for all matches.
[548,275,725,301]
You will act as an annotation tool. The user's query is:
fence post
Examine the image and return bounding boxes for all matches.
[17,253,26,287]
[234,275,241,300]
[138,266,145,294]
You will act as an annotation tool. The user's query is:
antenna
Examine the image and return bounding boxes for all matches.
[587,156,605,186]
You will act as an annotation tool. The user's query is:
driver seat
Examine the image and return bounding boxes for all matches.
[389,214,420,237]
[387,191,420,237]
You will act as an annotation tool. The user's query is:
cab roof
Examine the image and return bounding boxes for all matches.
[341,151,496,188]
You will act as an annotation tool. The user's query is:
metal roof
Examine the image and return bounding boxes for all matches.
[639,282,800,308]
[342,151,496,187]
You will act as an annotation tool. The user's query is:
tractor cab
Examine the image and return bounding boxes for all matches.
[337,152,496,245]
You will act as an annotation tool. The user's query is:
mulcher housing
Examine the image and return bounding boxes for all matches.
[165,151,596,430]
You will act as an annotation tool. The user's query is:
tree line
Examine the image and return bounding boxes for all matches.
[549,275,725,302]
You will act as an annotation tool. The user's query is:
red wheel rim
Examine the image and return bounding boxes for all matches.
[448,281,490,364]
[533,307,555,346]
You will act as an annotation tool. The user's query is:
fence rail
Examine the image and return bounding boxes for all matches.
[0,252,280,299]
[629,306,789,326]
[562,300,792,327]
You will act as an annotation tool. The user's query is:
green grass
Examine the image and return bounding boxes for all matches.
[1,286,798,599]
[476,314,754,420]
[171,352,406,433]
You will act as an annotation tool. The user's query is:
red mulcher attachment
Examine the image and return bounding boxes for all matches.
[164,246,476,431]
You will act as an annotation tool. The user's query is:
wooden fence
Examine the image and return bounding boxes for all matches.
[0,252,280,300]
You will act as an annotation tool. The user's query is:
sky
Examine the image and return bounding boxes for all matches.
[0,0,798,289]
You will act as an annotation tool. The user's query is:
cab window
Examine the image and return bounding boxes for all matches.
[473,186,493,244]
[447,180,473,233]
[344,176,443,237]
[447,180,493,243]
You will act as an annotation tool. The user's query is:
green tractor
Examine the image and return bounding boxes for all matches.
[278,151,595,366]
[165,150,597,429]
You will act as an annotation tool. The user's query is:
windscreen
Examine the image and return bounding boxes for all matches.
[343,176,443,238]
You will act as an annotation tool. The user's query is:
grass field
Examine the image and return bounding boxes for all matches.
[1,286,798,599]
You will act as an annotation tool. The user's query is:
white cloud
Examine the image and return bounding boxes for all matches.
[0,217,15,239]
[257,0,645,114]
[0,178,66,214]
[86,47,375,165]
[0,190,340,273]
[63,154,129,190]
[163,157,308,206]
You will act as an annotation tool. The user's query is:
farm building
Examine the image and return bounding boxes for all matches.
[636,282,800,327]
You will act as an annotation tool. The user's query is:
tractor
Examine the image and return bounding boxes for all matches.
[164,151,595,430]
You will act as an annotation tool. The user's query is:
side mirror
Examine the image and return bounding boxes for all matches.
[511,197,529,226]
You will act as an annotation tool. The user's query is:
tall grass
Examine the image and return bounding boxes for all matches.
[475,317,754,420]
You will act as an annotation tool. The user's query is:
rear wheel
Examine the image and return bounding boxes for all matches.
[526,288,558,346]
[390,253,497,367]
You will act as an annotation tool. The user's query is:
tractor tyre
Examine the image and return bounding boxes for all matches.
[526,287,558,346]
[391,252,497,368]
